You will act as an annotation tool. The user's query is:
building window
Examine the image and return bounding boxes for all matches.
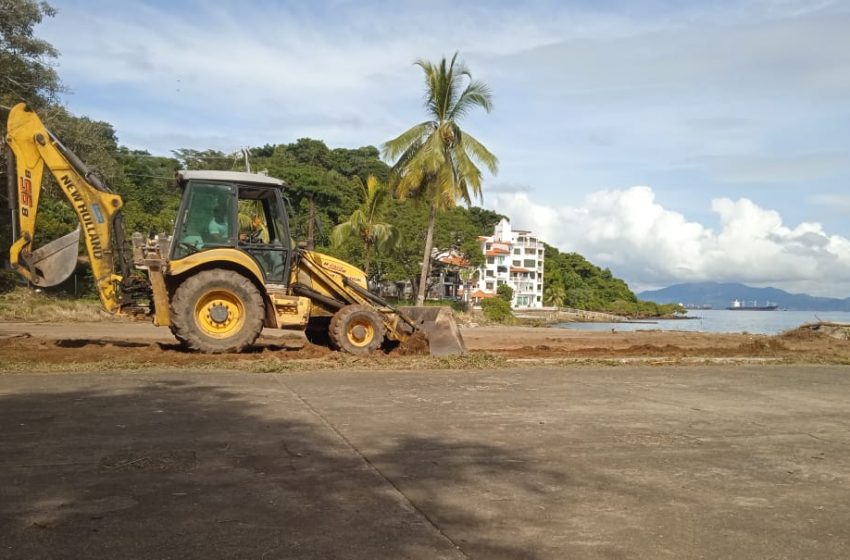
[512,260,521,267]
[486,270,494,277]
[497,279,505,286]
[513,248,521,255]
[497,266,507,273]
[485,282,493,290]
[537,284,542,291]
[486,256,494,264]
[525,248,536,254]
[523,259,535,268]
[497,256,505,265]
[537,296,542,302]
[485,243,491,250]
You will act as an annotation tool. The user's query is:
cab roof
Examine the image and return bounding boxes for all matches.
[176,170,286,188]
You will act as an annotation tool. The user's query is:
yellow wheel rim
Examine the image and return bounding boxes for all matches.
[346,317,375,348]
[194,290,245,339]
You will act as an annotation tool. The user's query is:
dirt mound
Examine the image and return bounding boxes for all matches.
[781,323,850,341]
[395,331,430,356]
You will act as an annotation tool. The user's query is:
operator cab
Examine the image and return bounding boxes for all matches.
[171,170,292,284]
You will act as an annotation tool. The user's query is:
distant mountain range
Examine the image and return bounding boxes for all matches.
[638,282,850,311]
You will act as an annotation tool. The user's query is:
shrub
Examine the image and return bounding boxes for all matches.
[496,284,514,303]
[480,297,513,323]
[0,269,20,294]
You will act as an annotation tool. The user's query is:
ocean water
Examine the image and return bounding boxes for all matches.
[553,309,850,335]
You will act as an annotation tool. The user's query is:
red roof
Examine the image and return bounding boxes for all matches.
[471,290,496,299]
[438,255,470,267]
[510,267,531,273]
[485,249,509,256]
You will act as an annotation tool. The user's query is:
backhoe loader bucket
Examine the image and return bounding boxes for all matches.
[25,226,81,287]
[400,306,467,357]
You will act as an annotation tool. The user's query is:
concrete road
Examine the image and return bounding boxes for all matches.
[1,366,848,559]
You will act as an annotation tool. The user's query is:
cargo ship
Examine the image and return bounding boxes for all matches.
[726,299,778,311]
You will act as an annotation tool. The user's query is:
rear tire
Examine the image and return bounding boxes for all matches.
[170,269,265,353]
[329,304,386,356]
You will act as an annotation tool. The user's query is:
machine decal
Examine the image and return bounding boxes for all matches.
[320,258,347,275]
[92,203,105,224]
[20,170,33,216]
[60,173,104,259]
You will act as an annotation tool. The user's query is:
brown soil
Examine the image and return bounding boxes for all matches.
[460,325,850,362]
[395,331,430,356]
[1,322,849,370]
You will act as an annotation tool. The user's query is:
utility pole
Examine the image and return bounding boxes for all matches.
[307,197,315,250]
[242,148,251,173]
[4,149,17,268]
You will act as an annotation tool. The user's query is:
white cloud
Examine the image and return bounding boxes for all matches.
[487,186,850,297]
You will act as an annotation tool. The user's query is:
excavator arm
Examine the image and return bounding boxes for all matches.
[5,103,127,313]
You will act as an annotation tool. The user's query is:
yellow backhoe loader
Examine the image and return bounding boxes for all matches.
[4,103,466,356]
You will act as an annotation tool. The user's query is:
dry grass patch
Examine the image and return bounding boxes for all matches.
[0,288,116,322]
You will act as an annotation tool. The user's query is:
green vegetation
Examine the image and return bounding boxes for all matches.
[496,284,514,303]
[331,175,396,278]
[373,203,501,296]
[383,53,498,305]
[480,297,513,323]
[0,269,19,293]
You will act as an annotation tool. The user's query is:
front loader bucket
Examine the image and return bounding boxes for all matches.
[401,306,467,357]
[25,226,81,287]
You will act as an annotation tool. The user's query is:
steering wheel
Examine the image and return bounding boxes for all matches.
[245,229,263,244]
[178,241,200,255]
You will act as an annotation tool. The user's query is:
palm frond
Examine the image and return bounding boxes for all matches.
[370,222,398,252]
[451,144,484,204]
[365,175,390,222]
[382,121,433,162]
[331,221,357,248]
[457,126,499,174]
[449,79,493,120]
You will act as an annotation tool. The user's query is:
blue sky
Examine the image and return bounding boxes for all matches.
[37,0,850,296]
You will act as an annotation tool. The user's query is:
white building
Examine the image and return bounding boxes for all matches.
[472,218,545,308]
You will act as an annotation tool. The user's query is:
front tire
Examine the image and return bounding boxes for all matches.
[329,304,386,356]
[170,269,265,353]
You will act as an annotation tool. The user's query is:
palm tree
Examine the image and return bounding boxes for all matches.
[544,283,567,309]
[383,53,498,305]
[331,175,396,279]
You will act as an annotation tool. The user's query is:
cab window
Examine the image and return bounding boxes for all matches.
[172,182,235,260]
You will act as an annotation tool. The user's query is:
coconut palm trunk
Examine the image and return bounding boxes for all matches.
[416,203,437,305]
